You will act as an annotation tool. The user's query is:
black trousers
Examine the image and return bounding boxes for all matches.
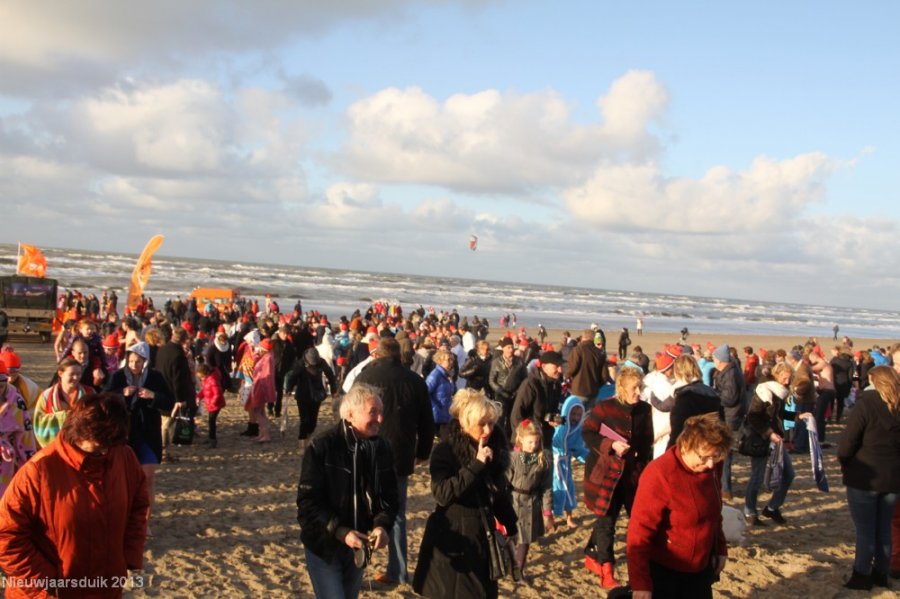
[815,389,835,442]
[208,409,220,440]
[586,482,634,563]
[648,561,715,599]
[297,395,322,440]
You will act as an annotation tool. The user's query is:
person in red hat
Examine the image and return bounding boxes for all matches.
[100,334,122,383]
[0,351,40,412]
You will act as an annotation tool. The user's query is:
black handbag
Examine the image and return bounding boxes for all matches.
[478,503,507,581]
[737,420,768,457]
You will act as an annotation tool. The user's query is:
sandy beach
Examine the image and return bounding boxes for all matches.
[10,328,898,599]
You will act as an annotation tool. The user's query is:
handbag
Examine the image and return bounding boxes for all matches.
[172,408,195,446]
[737,420,769,457]
[477,494,508,581]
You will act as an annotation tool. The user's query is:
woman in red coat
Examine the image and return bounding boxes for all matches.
[627,412,732,599]
[582,366,653,589]
[0,392,148,598]
[249,339,275,443]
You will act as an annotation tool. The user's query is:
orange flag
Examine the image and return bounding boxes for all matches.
[127,235,165,310]
[17,242,48,277]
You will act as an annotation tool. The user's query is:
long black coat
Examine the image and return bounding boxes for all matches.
[413,420,518,599]
[105,368,175,462]
[354,357,434,478]
[155,342,196,410]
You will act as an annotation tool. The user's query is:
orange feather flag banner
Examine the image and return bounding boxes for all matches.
[127,235,165,310]
[16,242,48,277]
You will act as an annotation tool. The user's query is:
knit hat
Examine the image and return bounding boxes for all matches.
[655,344,680,372]
[539,351,563,366]
[713,344,731,363]
[102,334,120,349]
[499,337,514,348]
[0,351,21,370]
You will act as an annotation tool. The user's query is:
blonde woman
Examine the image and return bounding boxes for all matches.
[582,366,653,589]
[413,389,518,598]
[837,366,900,590]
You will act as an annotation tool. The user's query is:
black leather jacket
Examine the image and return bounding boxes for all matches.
[297,420,398,562]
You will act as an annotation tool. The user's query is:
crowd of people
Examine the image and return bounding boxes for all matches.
[0,289,897,597]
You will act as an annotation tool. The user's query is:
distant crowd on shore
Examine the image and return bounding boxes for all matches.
[0,289,898,597]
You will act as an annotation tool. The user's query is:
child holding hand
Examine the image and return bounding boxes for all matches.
[507,419,554,581]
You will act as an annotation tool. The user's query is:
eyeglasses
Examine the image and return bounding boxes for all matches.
[696,452,725,464]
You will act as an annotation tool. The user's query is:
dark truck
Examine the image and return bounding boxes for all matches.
[0,275,58,343]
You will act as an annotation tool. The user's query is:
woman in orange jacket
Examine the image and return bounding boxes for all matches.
[0,392,149,598]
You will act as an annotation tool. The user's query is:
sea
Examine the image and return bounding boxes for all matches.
[2,243,898,339]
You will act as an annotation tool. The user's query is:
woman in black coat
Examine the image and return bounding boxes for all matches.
[459,340,493,398]
[413,388,518,598]
[284,348,337,452]
[104,341,175,523]
[837,366,900,590]
[667,355,723,448]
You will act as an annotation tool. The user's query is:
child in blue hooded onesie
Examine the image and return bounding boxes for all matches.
[551,395,590,527]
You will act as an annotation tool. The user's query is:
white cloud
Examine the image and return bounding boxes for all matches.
[564,152,843,233]
[0,1,501,95]
[339,71,669,193]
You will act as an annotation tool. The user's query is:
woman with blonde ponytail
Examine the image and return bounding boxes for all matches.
[837,365,900,590]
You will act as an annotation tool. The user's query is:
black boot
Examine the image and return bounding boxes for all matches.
[872,570,891,588]
[844,569,872,591]
[240,422,259,437]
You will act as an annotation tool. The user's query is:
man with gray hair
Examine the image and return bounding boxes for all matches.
[298,383,398,597]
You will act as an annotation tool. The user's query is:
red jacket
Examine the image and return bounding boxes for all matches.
[197,371,226,412]
[0,439,148,598]
[626,446,727,592]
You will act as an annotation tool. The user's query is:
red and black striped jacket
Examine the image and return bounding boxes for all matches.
[582,398,653,516]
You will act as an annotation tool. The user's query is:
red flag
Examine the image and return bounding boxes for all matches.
[127,235,165,310]
[16,242,47,277]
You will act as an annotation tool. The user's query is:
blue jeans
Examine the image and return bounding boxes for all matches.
[387,475,409,582]
[846,487,898,575]
[722,449,734,493]
[744,445,795,517]
[304,547,363,599]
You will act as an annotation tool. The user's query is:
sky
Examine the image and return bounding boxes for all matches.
[1,1,899,310]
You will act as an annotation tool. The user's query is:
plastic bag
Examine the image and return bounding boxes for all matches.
[763,440,783,491]
[172,409,195,446]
